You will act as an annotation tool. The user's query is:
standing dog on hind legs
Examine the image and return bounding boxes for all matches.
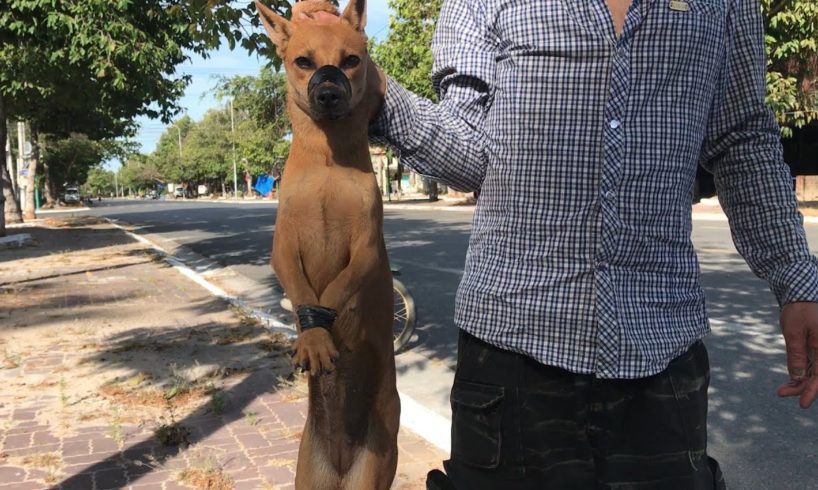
[255,1,400,489]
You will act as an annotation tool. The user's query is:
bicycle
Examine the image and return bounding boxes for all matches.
[279,264,417,353]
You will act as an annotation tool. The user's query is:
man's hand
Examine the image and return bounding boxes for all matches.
[777,301,818,408]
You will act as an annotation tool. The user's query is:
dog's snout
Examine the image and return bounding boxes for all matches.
[315,86,343,109]
[308,65,352,119]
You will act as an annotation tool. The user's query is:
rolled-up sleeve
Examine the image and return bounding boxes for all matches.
[369,0,496,192]
[700,0,818,306]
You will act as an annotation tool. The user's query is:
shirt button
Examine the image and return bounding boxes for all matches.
[602,190,615,200]
[609,119,621,129]
[596,262,608,271]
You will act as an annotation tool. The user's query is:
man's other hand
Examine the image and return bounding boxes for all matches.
[778,301,818,408]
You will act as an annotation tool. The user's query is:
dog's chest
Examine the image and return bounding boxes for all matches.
[282,169,380,235]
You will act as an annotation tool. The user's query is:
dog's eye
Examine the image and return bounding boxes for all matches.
[341,55,360,69]
[294,57,314,70]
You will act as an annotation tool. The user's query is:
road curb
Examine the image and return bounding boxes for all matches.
[104,218,295,337]
[103,217,452,454]
[36,207,91,214]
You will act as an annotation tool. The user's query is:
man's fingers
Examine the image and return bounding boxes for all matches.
[777,379,806,398]
[799,376,818,409]
[783,327,810,380]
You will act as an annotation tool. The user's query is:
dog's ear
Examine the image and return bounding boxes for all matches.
[256,1,292,57]
[342,0,366,31]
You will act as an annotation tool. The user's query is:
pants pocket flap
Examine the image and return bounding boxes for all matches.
[451,381,505,409]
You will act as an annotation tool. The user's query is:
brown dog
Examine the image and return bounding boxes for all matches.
[255,1,400,488]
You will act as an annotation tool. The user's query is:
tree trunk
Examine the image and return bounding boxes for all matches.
[24,127,39,220]
[0,101,6,236]
[1,96,23,230]
[42,157,56,208]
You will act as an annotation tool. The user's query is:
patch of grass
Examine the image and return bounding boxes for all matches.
[243,410,259,427]
[108,406,124,449]
[100,378,207,409]
[154,420,191,447]
[177,455,233,490]
[13,452,63,484]
[18,452,62,469]
[208,388,226,416]
[212,323,259,346]
[59,377,68,407]
[2,349,22,369]
[128,371,153,387]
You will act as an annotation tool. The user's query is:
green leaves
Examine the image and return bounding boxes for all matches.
[0,0,292,137]
[763,0,818,133]
[371,0,443,102]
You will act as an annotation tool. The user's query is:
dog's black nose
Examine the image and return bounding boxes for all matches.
[315,86,343,109]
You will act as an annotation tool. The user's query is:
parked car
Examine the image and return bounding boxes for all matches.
[62,186,81,204]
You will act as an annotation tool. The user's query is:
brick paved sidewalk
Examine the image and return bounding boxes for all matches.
[0,219,445,490]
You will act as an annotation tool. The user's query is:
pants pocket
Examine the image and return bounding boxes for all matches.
[450,380,505,469]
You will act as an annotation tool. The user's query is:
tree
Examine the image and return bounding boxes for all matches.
[764,0,818,136]
[212,67,291,178]
[40,134,128,205]
[118,154,163,195]
[371,0,442,101]
[150,116,195,184]
[0,0,292,234]
[84,168,116,197]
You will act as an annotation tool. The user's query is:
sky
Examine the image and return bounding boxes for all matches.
[128,0,392,162]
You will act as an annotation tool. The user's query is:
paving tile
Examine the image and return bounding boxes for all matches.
[61,440,91,457]
[259,464,294,485]
[95,467,129,490]
[233,478,266,489]
[2,433,32,450]
[0,466,26,484]
[235,433,269,450]
[0,481,44,490]
[57,472,94,490]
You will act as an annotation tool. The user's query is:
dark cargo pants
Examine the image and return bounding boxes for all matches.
[434,330,726,489]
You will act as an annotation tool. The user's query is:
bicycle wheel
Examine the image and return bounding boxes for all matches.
[392,277,416,353]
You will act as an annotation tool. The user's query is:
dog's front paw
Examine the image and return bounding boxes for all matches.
[293,328,340,377]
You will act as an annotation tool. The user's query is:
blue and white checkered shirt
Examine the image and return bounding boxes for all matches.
[370,0,818,378]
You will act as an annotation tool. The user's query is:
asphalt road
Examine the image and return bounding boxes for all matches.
[83,198,817,489]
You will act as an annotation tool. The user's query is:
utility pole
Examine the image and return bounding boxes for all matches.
[175,125,183,190]
[16,122,26,212]
[5,128,15,195]
[114,168,119,198]
[230,99,238,199]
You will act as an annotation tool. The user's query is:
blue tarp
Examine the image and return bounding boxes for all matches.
[254,175,274,196]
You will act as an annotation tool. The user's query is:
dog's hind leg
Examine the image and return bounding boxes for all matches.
[295,422,341,490]
[340,443,398,490]
[340,399,400,490]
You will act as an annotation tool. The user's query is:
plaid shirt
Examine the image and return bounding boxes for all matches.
[370,0,818,378]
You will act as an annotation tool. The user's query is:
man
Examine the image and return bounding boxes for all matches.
[367,0,818,488]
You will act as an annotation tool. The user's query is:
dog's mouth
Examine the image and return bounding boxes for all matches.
[308,65,352,120]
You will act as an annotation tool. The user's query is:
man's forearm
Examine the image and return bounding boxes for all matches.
[370,76,491,193]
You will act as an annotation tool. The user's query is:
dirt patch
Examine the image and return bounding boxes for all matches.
[0,219,294,444]
[177,453,234,490]
[41,216,107,228]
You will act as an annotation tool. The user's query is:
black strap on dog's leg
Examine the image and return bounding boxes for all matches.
[296,304,337,332]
